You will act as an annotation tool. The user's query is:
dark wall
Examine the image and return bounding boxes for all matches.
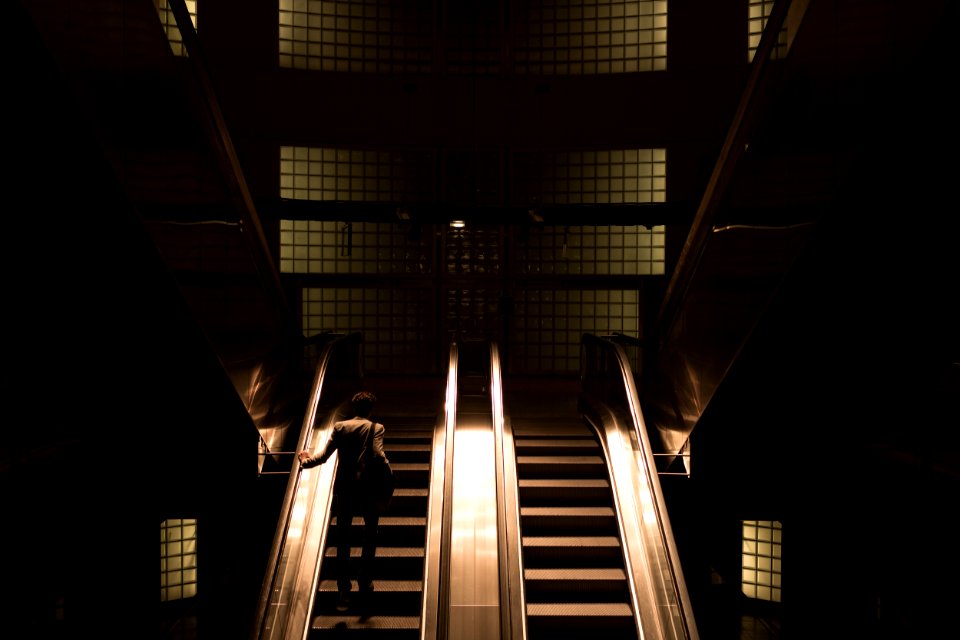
[669,2,960,635]
[2,4,271,637]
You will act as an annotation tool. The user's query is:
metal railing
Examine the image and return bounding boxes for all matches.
[580,332,700,640]
[250,332,363,640]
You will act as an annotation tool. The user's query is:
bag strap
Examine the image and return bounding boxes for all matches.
[359,419,377,464]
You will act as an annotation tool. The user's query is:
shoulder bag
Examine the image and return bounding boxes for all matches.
[356,420,395,512]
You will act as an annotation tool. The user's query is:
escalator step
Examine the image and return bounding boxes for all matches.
[521,535,622,566]
[525,568,629,601]
[515,438,600,455]
[511,421,592,437]
[318,579,422,593]
[316,579,423,615]
[310,613,420,633]
[332,516,427,527]
[527,602,633,618]
[323,546,425,559]
[383,443,432,459]
[516,455,606,477]
[329,517,426,546]
[526,602,635,637]
[519,478,610,503]
[389,462,430,472]
[521,506,618,535]
[525,567,626,580]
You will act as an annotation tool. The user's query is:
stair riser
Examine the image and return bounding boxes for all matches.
[328,527,426,547]
[320,556,425,579]
[522,548,623,567]
[525,582,630,602]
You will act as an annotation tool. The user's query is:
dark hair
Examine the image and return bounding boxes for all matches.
[351,391,377,417]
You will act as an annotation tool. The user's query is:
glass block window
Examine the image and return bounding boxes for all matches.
[513,0,667,74]
[445,225,501,275]
[279,146,435,204]
[516,225,664,275]
[161,518,198,601]
[741,519,782,602]
[279,0,434,73]
[510,289,640,374]
[279,220,432,275]
[154,0,198,58]
[446,287,503,343]
[514,149,667,205]
[302,287,435,373]
[748,0,787,62]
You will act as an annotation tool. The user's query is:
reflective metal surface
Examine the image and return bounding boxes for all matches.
[447,342,501,640]
[582,334,699,640]
[421,346,458,640]
[252,334,361,640]
[492,345,527,640]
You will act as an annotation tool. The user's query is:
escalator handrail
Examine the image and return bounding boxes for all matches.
[580,333,699,640]
[250,331,362,640]
[421,342,458,640]
[491,342,526,640]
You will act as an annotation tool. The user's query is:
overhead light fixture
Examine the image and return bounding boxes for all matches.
[449,220,465,229]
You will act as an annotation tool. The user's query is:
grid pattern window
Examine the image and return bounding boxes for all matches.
[748,0,787,62]
[516,225,664,275]
[513,0,667,75]
[280,146,435,203]
[445,226,501,274]
[154,0,198,57]
[742,519,782,602]
[303,287,435,373]
[279,220,432,275]
[511,289,640,374]
[514,149,666,205]
[161,518,197,601]
[279,0,434,73]
[446,287,503,343]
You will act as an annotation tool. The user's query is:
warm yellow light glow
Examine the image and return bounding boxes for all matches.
[450,220,466,229]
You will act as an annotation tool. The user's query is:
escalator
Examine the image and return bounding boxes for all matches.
[251,336,450,640]
[256,336,692,640]
[504,333,698,640]
[309,413,436,636]
[510,395,637,639]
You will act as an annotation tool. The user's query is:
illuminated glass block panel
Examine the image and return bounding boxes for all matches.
[302,287,434,373]
[741,519,782,602]
[513,0,668,74]
[279,219,432,275]
[280,146,435,204]
[154,0,198,58]
[279,0,434,73]
[748,0,788,62]
[514,148,667,205]
[161,518,198,602]
[510,288,641,374]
